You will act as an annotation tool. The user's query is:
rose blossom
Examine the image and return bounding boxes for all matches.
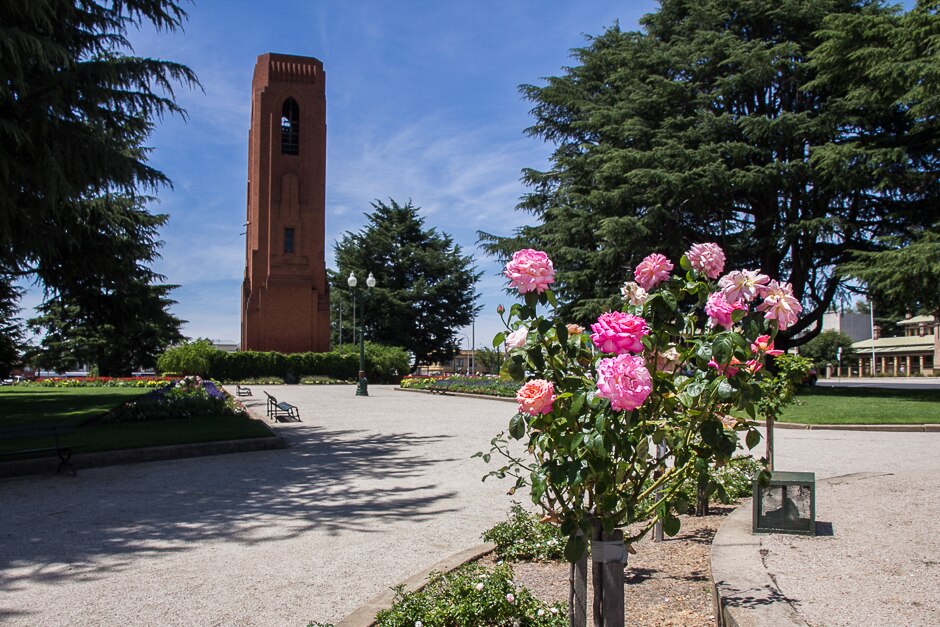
[516,379,555,415]
[504,249,555,294]
[708,357,742,377]
[620,281,649,306]
[751,334,784,356]
[566,323,585,336]
[656,346,681,372]
[475,582,484,591]
[718,269,770,303]
[590,311,649,354]
[595,354,653,412]
[506,593,516,603]
[686,243,726,279]
[505,327,528,349]
[745,359,763,374]
[757,280,802,330]
[634,253,673,290]
[705,292,746,330]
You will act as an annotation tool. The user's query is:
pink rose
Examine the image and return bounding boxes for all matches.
[596,354,652,412]
[634,253,673,290]
[504,249,555,294]
[590,311,649,354]
[751,334,784,356]
[686,243,726,279]
[745,359,763,374]
[718,269,770,303]
[708,357,742,377]
[705,292,746,330]
[756,280,802,330]
[516,379,555,415]
[505,327,528,349]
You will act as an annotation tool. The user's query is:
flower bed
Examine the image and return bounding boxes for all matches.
[99,376,246,423]
[24,376,179,388]
[401,375,520,398]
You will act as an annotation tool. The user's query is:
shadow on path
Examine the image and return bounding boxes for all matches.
[0,423,459,590]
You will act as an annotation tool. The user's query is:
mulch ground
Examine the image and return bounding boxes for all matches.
[479,507,732,626]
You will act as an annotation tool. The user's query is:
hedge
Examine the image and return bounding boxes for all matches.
[157,340,410,384]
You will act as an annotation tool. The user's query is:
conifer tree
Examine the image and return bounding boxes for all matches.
[333,199,482,369]
[481,0,940,348]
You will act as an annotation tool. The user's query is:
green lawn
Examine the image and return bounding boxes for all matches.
[778,386,940,424]
[0,386,275,459]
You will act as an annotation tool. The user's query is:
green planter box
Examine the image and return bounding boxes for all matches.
[752,471,816,536]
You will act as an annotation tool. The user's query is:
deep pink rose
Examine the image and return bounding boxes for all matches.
[718,269,770,303]
[757,280,802,330]
[705,292,746,330]
[595,354,652,412]
[708,357,742,377]
[590,311,649,354]
[686,243,726,279]
[504,249,555,294]
[634,253,673,290]
[516,379,555,415]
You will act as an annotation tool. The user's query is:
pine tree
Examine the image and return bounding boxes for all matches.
[333,199,482,368]
[480,0,940,348]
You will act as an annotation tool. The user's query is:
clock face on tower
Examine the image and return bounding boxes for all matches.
[241,53,330,353]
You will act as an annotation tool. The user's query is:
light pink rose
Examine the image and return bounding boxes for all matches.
[620,281,649,306]
[505,327,528,349]
[751,334,784,356]
[590,311,649,354]
[595,354,652,412]
[656,346,681,372]
[506,593,516,603]
[634,253,673,290]
[705,292,746,330]
[686,243,726,279]
[516,379,555,416]
[756,280,802,330]
[718,269,770,303]
[504,249,555,294]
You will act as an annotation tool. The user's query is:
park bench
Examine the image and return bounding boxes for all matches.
[0,424,83,475]
[426,381,451,395]
[236,384,253,397]
[263,391,301,422]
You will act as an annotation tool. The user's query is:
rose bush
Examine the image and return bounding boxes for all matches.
[479,244,797,564]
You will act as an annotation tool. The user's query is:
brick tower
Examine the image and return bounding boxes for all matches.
[241,53,330,353]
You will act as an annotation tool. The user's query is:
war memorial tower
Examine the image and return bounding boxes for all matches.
[241,53,330,353]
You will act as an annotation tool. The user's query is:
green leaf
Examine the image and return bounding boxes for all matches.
[679,255,693,271]
[546,289,558,308]
[685,380,705,398]
[492,331,506,348]
[531,471,547,501]
[564,533,586,563]
[746,429,761,450]
[509,414,526,440]
[662,514,681,537]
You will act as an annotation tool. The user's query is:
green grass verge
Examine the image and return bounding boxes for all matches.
[778,386,940,424]
[0,387,275,459]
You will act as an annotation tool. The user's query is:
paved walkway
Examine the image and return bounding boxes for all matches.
[0,386,520,626]
[1,386,937,625]
[714,426,940,626]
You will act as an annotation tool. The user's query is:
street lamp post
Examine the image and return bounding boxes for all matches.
[348,271,376,396]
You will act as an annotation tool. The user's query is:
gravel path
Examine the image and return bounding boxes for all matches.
[0,385,518,626]
[1,386,938,626]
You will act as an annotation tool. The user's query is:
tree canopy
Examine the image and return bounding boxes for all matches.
[28,280,184,376]
[0,0,198,372]
[333,199,482,368]
[480,0,940,348]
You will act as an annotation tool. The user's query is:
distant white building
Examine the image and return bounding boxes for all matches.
[821,311,871,342]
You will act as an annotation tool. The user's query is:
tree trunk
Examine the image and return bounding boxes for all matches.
[695,469,709,517]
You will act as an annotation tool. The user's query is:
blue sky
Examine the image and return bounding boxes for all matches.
[23,1,659,349]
